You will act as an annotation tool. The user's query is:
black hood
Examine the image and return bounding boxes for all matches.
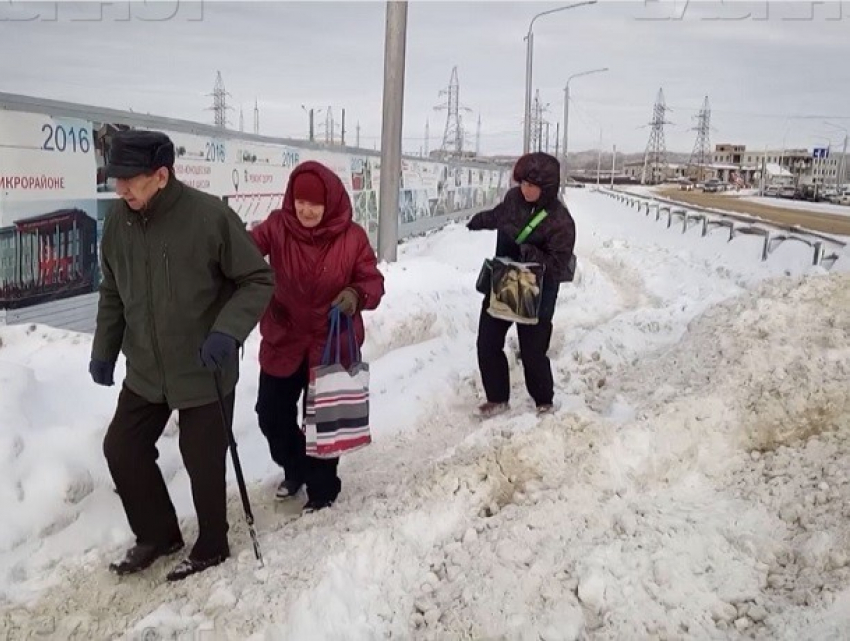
[512,152,561,208]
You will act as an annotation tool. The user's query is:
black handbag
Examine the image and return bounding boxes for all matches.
[475,209,549,295]
[485,258,547,325]
[475,258,493,295]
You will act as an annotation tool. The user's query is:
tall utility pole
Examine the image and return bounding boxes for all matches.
[562,67,608,187]
[341,108,347,146]
[641,88,671,185]
[554,122,560,158]
[301,106,315,142]
[595,128,603,188]
[424,118,430,157]
[563,84,569,181]
[253,99,259,135]
[475,113,482,156]
[239,106,244,133]
[356,121,361,148]
[687,96,712,182]
[377,1,407,263]
[523,1,597,153]
[610,144,616,188]
[537,96,545,152]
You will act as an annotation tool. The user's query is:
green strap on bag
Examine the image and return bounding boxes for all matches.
[514,209,548,243]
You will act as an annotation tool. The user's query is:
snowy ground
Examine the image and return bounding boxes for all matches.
[624,185,850,220]
[741,197,850,219]
[1,189,849,640]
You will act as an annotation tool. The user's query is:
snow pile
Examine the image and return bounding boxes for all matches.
[406,273,850,640]
[0,326,122,557]
[612,272,850,457]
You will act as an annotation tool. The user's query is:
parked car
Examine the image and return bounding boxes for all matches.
[828,188,850,204]
[703,179,724,193]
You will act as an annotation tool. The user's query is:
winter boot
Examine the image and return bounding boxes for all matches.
[536,404,555,416]
[303,497,335,514]
[477,402,509,419]
[108,539,184,576]
[275,478,304,501]
[166,551,229,582]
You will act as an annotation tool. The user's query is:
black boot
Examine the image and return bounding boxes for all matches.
[166,551,229,582]
[275,478,304,500]
[303,497,335,513]
[109,539,184,576]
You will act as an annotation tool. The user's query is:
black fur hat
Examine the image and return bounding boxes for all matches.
[105,130,175,179]
[512,152,561,205]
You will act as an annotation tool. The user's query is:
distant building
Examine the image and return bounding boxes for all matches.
[622,161,688,183]
[713,144,841,191]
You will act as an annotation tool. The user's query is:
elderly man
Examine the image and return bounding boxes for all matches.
[90,130,274,581]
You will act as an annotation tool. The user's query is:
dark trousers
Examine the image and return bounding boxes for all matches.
[476,306,555,407]
[103,384,232,560]
[255,362,341,504]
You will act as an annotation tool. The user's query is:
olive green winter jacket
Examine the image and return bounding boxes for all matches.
[91,177,275,409]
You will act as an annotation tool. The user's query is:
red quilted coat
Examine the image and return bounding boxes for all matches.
[251,161,385,378]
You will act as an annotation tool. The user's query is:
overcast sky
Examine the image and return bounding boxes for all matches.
[1,1,848,156]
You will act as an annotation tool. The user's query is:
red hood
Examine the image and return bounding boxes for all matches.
[277,161,352,243]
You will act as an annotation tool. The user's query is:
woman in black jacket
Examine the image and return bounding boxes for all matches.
[467,152,576,418]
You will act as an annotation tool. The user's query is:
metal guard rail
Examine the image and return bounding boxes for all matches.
[596,188,847,270]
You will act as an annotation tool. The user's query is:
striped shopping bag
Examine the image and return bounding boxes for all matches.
[302,308,371,458]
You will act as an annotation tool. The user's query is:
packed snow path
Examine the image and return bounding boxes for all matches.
[1,190,848,640]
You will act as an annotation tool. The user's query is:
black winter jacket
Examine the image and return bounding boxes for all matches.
[467,187,575,323]
[467,186,576,285]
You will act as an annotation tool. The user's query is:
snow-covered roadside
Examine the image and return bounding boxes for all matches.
[1,190,848,640]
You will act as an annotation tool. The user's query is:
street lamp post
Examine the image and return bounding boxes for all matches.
[299,105,315,142]
[522,1,597,154]
[562,66,608,188]
[377,1,408,264]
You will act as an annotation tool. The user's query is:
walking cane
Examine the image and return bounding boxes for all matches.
[213,369,264,567]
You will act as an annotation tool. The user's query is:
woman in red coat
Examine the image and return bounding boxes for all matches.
[251,161,385,512]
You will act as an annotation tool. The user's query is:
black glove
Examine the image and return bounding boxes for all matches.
[466,215,484,231]
[199,331,238,371]
[89,359,115,386]
[519,244,538,263]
